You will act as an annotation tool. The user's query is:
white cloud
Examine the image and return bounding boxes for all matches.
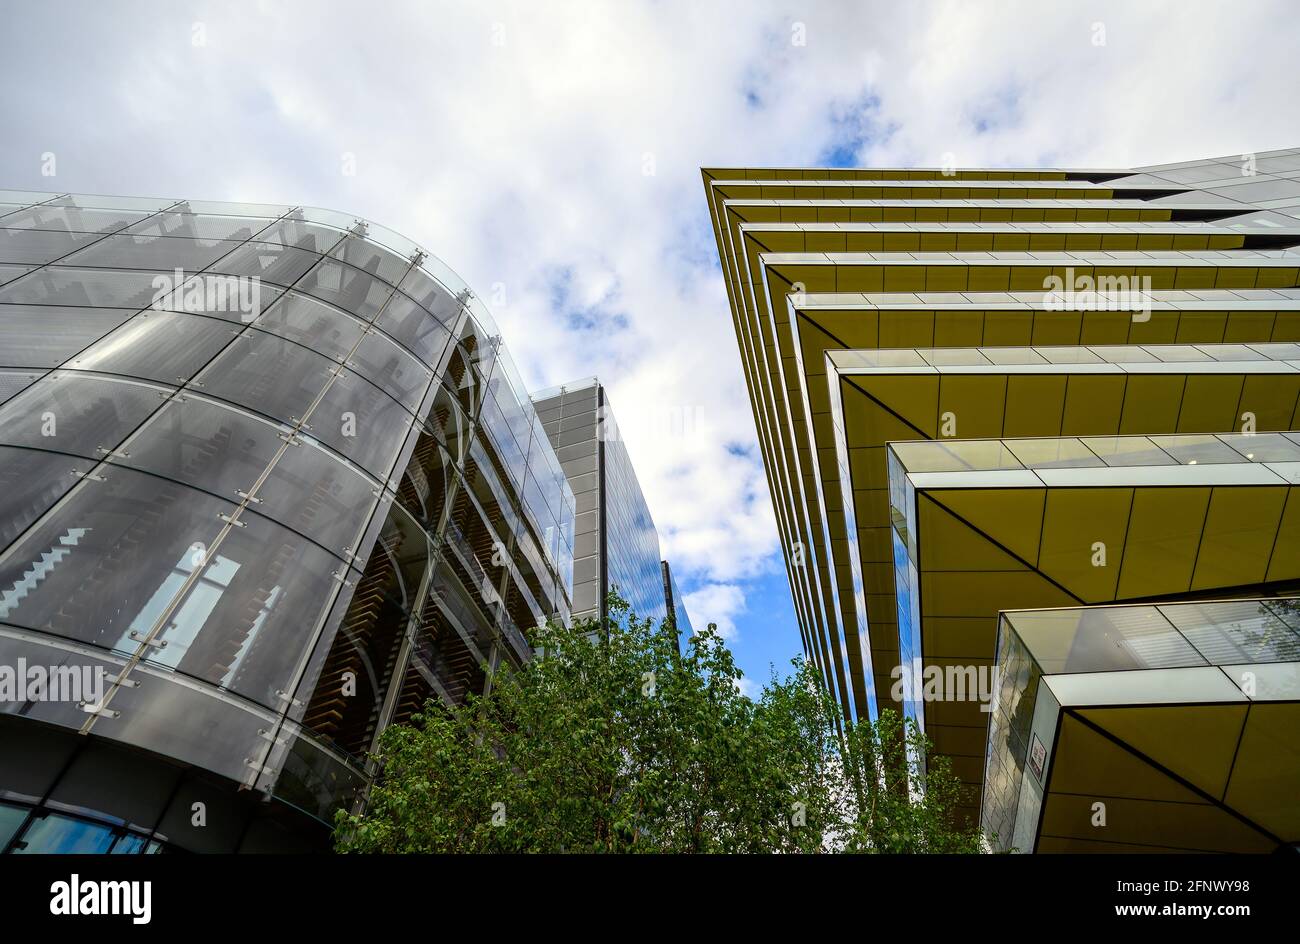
[682,583,746,642]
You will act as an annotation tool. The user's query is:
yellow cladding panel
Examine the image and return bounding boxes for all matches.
[844,375,938,438]
[1116,487,1212,598]
[928,488,1047,566]
[1119,375,1185,433]
[1224,703,1300,840]
[1176,374,1245,432]
[1267,492,1300,583]
[1238,375,1300,430]
[1061,376,1126,435]
[937,375,1007,439]
[1049,713,1209,803]
[1037,488,1133,600]
[1003,375,1068,436]
[919,497,1031,571]
[1191,487,1289,591]
[1078,705,1248,800]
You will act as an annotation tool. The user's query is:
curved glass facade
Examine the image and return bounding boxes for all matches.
[0,190,574,849]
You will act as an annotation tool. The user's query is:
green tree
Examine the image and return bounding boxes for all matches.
[334,596,982,853]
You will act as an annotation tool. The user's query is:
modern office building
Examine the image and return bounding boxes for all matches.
[532,378,692,638]
[704,148,1300,847]
[0,189,576,852]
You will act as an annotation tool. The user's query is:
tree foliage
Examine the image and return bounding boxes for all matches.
[335,597,982,853]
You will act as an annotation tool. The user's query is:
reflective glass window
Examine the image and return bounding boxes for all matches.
[11,814,117,854]
[0,305,133,367]
[348,332,432,412]
[373,291,452,365]
[0,227,103,265]
[0,372,168,459]
[70,310,237,384]
[211,240,322,287]
[251,290,364,362]
[198,330,335,426]
[295,258,394,322]
[0,266,168,309]
[310,373,412,478]
[62,233,242,272]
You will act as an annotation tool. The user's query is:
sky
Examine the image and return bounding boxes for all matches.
[2,0,1298,695]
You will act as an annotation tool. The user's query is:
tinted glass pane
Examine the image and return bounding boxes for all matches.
[0,465,235,647]
[0,227,102,264]
[296,259,393,322]
[62,233,242,272]
[0,266,166,309]
[0,205,152,234]
[125,210,276,242]
[310,374,412,478]
[12,814,116,854]
[252,290,364,362]
[0,446,98,554]
[397,271,464,328]
[348,332,431,412]
[0,370,40,406]
[373,291,452,365]
[118,395,285,503]
[70,310,237,384]
[331,236,409,288]
[0,305,132,367]
[211,240,322,287]
[132,505,351,710]
[0,373,167,459]
[256,438,379,557]
[198,330,335,426]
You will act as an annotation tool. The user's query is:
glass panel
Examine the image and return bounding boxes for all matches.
[0,372,168,460]
[347,331,432,412]
[125,210,277,241]
[1078,435,1176,467]
[12,813,117,854]
[117,395,286,504]
[0,370,41,406]
[0,305,133,367]
[256,438,379,558]
[309,373,412,478]
[0,446,98,554]
[70,310,238,384]
[0,227,103,265]
[254,216,346,254]
[0,266,168,309]
[251,290,364,362]
[1004,437,1104,469]
[197,329,335,426]
[1160,601,1300,664]
[373,291,452,365]
[329,236,410,288]
[127,504,350,711]
[61,233,242,272]
[889,438,1024,473]
[211,240,322,288]
[1218,432,1300,463]
[1148,434,1245,465]
[397,270,465,329]
[0,466,235,647]
[295,259,393,322]
[1005,606,1206,673]
[0,205,153,234]
[0,802,27,849]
